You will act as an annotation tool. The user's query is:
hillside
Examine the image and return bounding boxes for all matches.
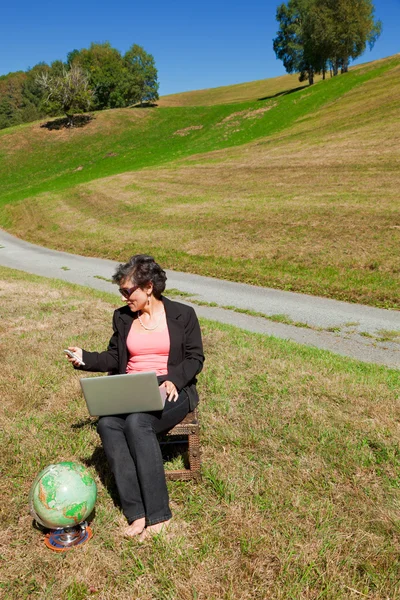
[157,59,383,107]
[0,55,399,308]
[158,72,313,106]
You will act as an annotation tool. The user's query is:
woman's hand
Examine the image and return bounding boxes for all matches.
[65,346,83,367]
[160,380,179,402]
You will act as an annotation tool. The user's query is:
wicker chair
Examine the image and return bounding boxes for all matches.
[164,408,201,481]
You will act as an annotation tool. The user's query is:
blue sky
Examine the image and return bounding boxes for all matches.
[1,0,399,96]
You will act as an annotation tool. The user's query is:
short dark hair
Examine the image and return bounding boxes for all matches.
[112,255,167,299]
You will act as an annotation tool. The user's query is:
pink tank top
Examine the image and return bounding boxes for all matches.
[126,326,170,376]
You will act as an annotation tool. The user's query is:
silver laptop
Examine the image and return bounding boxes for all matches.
[80,371,167,416]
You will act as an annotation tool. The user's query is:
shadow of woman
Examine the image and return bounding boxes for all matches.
[71,419,122,511]
[81,446,122,511]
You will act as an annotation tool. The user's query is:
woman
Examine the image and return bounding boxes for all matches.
[66,254,204,540]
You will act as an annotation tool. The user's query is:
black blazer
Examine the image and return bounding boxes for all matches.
[78,296,204,411]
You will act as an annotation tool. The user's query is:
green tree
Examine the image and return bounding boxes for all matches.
[23,63,51,115]
[273,0,318,85]
[0,41,160,129]
[36,65,93,126]
[68,42,127,109]
[124,44,159,105]
[273,0,382,84]
[0,66,54,130]
[0,72,30,129]
[304,3,334,78]
[325,0,382,74]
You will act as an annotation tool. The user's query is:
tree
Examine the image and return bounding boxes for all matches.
[124,44,159,105]
[273,0,382,84]
[324,0,382,74]
[36,65,93,126]
[0,41,160,129]
[68,42,128,109]
[273,0,319,85]
[23,63,51,113]
[0,72,25,128]
[304,3,335,78]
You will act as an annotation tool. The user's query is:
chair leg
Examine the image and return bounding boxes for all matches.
[188,430,201,480]
[164,409,201,481]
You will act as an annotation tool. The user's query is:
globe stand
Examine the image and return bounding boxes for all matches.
[44,521,93,552]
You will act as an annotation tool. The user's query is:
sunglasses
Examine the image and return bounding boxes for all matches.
[118,284,139,299]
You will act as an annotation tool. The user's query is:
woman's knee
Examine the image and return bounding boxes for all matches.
[124,412,154,436]
[97,416,122,437]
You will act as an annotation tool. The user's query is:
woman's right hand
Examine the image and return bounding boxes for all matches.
[65,346,83,367]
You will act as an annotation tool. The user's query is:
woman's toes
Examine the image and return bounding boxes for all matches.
[137,528,149,543]
[124,517,146,537]
[137,519,171,543]
[147,520,171,535]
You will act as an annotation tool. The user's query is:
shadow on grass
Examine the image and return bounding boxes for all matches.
[159,436,190,468]
[129,102,158,109]
[83,446,122,511]
[40,114,94,130]
[258,85,306,101]
[32,518,48,533]
[71,417,97,430]
[72,419,121,510]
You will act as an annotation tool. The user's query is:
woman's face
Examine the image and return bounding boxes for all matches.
[119,278,152,312]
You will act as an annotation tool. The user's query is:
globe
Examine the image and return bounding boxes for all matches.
[29,462,97,529]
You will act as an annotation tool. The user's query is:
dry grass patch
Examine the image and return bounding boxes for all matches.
[1,266,400,599]
[173,125,204,136]
[218,104,276,123]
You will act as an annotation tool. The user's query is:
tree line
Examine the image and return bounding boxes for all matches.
[0,42,159,130]
[273,0,382,84]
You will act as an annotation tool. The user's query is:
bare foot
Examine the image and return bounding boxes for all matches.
[138,519,171,543]
[124,517,146,537]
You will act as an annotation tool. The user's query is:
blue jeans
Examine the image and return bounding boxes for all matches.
[97,390,190,525]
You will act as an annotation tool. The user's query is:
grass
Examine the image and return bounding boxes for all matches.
[376,330,400,344]
[166,290,316,330]
[157,58,386,107]
[0,56,399,308]
[157,72,317,107]
[1,265,400,599]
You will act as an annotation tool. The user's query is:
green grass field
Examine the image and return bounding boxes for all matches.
[0,55,399,307]
[1,266,399,599]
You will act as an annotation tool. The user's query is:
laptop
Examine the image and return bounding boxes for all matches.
[80,371,167,416]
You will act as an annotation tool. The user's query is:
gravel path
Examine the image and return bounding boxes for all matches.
[1,228,399,369]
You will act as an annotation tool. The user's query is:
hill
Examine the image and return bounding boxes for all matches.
[157,72,313,106]
[0,55,399,308]
[157,59,383,107]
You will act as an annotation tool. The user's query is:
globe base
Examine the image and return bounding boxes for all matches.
[44,522,93,552]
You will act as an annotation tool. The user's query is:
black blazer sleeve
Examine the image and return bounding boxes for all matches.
[166,305,204,391]
[78,312,120,373]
